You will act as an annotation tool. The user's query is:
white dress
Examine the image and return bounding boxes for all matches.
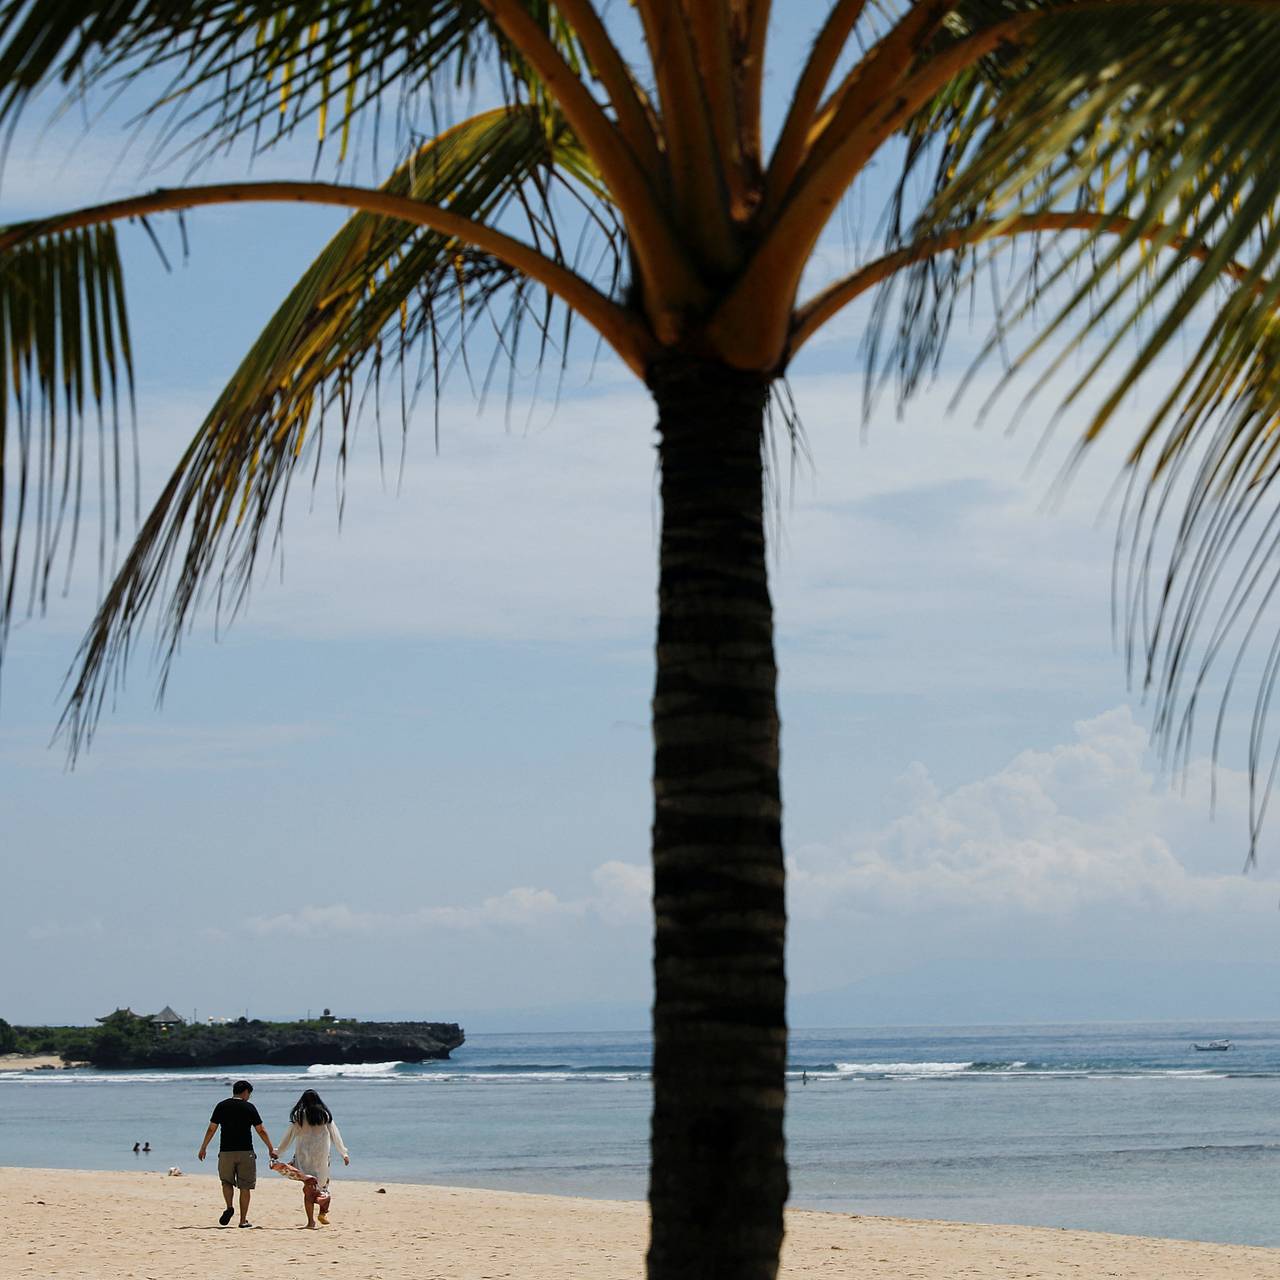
[276,1119,348,1188]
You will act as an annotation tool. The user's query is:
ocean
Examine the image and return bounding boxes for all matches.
[4,1020,1280,1246]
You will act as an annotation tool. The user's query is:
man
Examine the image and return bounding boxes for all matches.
[197,1080,277,1227]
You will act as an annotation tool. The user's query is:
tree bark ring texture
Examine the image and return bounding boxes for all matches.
[647,356,788,1280]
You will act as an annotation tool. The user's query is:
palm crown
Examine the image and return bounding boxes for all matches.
[4,4,1280,1279]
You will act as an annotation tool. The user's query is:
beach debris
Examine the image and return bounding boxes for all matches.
[168,1166,183,1176]
[376,1188,387,1194]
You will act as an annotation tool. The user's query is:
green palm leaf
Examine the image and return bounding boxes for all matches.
[878,2,1280,850]
[0,223,132,645]
[0,1,604,168]
[39,100,611,749]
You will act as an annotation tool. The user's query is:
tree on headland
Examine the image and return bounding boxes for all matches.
[4,4,1280,1277]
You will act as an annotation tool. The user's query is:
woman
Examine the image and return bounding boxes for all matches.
[273,1089,350,1228]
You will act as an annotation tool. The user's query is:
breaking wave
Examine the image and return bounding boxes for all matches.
[307,1061,403,1078]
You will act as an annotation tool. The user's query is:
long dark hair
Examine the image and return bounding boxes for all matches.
[290,1089,332,1126]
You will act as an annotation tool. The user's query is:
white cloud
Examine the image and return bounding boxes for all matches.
[247,903,382,937]
[589,860,653,925]
[427,886,579,930]
[788,706,1277,924]
[26,917,106,942]
[245,859,651,938]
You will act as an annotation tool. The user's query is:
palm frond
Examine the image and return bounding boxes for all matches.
[0,2,599,169]
[52,101,619,753]
[876,2,1280,849]
[0,223,133,648]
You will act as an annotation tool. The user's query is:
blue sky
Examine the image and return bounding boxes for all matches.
[3,7,1280,1033]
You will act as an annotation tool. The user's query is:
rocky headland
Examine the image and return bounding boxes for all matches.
[109,1020,467,1068]
[9,1017,465,1069]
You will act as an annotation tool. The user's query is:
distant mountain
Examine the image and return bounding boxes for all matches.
[788,957,1280,1027]
[448,1001,651,1035]
[338,956,1280,1037]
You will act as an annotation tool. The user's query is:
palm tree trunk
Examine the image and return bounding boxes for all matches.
[646,358,788,1280]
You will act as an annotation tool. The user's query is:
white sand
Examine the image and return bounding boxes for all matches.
[0,1054,76,1071]
[4,1167,1279,1280]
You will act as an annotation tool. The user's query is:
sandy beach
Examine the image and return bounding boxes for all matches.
[4,1167,1279,1280]
[0,1054,76,1071]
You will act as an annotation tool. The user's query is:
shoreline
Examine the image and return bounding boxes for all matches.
[4,1168,1279,1279]
[0,1054,81,1072]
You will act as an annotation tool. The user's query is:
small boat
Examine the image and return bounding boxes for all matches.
[1192,1039,1233,1051]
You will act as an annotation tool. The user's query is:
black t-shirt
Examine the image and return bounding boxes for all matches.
[210,1097,262,1152]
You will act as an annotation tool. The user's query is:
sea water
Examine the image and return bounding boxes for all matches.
[3,1021,1280,1246]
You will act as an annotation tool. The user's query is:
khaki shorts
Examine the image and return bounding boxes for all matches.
[217,1150,257,1189]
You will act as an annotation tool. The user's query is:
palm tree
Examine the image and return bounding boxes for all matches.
[4,3,1280,1277]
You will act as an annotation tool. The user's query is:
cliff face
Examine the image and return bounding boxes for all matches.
[85,1021,465,1068]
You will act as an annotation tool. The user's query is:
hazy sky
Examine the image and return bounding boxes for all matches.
[4,8,1280,1033]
